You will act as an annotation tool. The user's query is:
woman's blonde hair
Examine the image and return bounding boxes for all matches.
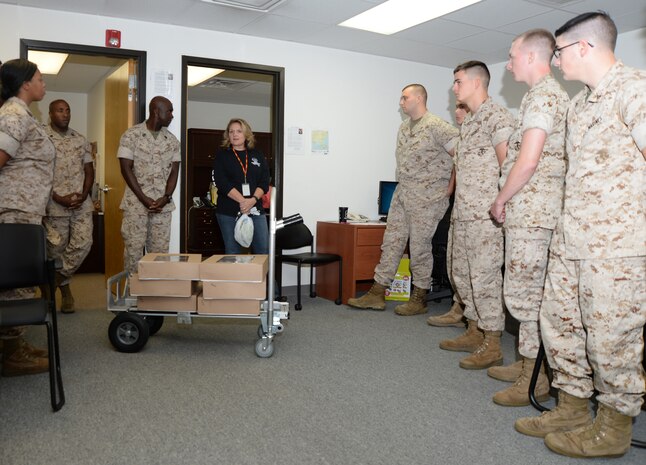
[221,118,256,149]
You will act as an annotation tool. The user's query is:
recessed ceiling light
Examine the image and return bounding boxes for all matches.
[339,0,483,35]
[27,50,69,75]
[187,66,225,86]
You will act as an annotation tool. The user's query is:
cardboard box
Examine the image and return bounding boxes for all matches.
[137,253,202,280]
[385,257,411,301]
[197,294,261,315]
[137,294,197,312]
[201,279,266,300]
[129,273,194,297]
[200,255,268,282]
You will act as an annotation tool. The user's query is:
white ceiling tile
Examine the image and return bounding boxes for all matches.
[271,0,370,24]
[447,29,517,54]
[396,18,486,45]
[238,13,329,42]
[497,9,577,35]
[444,0,551,28]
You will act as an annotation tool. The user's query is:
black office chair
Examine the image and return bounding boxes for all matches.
[0,223,65,412]
[275,223,342,310]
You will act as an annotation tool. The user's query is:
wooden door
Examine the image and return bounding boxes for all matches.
[104,60,136,279]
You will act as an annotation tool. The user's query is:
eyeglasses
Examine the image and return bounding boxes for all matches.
[553,40,594,59]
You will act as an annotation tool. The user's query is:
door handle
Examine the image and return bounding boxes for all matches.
[100,184,113,193]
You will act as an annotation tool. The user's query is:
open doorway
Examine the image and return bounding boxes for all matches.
[180,56,284,255]
[19,39,146,280]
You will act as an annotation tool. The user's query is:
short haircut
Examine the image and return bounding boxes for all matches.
[515,29,555,62]
[221,117,256,149]
[49,99,69,112]
[402,83,427,104]
[453,60,490,89]
[555,11,617,51]
[0,59,38,101]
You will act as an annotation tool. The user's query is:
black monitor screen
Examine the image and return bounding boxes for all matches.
[378,181,398,216]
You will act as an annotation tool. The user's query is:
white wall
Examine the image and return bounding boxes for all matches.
[187,101,271,133]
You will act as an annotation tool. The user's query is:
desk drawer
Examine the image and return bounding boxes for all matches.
[355,246,382,279]
[356,227,385,246]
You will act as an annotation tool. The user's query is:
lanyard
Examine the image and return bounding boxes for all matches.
[232,148,248,183]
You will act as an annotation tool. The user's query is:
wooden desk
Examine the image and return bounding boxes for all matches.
[315,221,386,304]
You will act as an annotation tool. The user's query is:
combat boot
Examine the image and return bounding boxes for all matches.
[347,282,386,310]
[515,391,592,438]
[439,319,483,352]
[59,284,75,314]
[459,330,503,369]
[544,404,632,458]
[426,301,464,327]
[1,337,49,377]
[488,359,523,382]
[492,357,549,406]
[394,286,427,316]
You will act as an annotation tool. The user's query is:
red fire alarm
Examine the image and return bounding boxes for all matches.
[105,29,121,48]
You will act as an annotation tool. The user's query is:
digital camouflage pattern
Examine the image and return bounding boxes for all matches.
[373,112,457,289]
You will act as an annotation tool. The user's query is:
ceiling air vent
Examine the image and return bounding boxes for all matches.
[200,0,287,12]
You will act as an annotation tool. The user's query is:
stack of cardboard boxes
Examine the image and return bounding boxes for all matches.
[199,255,268,315]
[131,253,268,316]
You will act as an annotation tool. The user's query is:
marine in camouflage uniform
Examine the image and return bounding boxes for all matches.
[440,61,513,370]
[541,61,646,416]
[118,96,180,275]
[43,100,94,313]
[348,84,457,315]
[451,98,513,332]
[0,77,56,375]
[488,30,569,406]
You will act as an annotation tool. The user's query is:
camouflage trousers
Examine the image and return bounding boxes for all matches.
[0,210,42,340]
[451,219,504,331]
[503,227,552,358]
[540,226,646,416]
[374,189,448,290]
[44,211,93,285]
[446,220,463,306]
[121,209,172,275]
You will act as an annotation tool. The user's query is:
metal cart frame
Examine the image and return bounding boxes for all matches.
[106,187,291,358]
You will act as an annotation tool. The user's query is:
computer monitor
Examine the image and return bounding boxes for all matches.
[378,181,398,216]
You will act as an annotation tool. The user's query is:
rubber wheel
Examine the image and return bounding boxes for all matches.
[309,291,317,298]
[334,298,342,305]
[108,313,150,353]
[144,315,164,335]
[295,303,302,311]
[255,338,274,358]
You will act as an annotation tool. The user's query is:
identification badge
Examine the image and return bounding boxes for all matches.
[241,183,251,196]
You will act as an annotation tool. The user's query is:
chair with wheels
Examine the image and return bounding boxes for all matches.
[275,222,342,310]
[0,223,65,412]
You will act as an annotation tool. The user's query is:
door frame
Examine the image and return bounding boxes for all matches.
[180,56,285,252]
[20,39,147,121]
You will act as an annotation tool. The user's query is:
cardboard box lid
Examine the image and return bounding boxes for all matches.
[200,255,268,282]
[129,274,195,297]
[138,253,202,280]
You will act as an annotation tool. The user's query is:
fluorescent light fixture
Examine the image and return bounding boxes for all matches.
[339,0,483,35]
[187,66,225,86]
[27,50,68,75]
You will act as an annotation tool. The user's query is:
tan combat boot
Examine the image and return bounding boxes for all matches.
[1,337,49,377]
[544,404,632,458]
[459,330,503,369]
[347,282,387,310]
[59,284,75,314]
[426,301,464,327]
[440,320,484,352]
[492,357,550,406]
[488,359,523,382]
[515,391,592,438]
[439,319,484,352]
[394,286,427,316]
